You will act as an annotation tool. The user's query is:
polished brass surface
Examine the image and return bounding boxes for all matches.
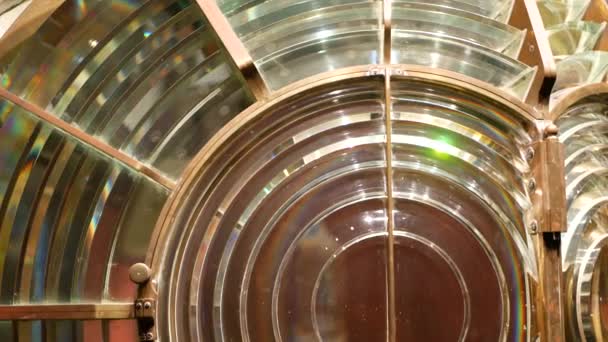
[0,303,134,320]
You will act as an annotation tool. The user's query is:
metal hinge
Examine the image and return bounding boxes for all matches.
[134,298,156,341]
[529,123,567,233]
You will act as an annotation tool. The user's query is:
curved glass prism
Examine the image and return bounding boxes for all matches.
[392,3,525,58]
[391,31,537,99]
[547,21,607,61]
[553,51,608,94]
[395,0,515,22]
[538,0,591,27]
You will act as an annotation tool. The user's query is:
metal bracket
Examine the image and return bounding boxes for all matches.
[530,122,567,233]
[130,263,157,341]
[134,298,156,341]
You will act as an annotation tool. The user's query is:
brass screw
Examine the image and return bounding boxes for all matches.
[528,179,536,192]
[530,221,538,235]
[525,147,535,162]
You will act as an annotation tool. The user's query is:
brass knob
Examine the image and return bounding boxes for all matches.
[129,263,151,284]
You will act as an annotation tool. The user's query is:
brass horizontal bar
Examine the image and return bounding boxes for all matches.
[196,0,270,100]
[0,87,176,190]
[0,303,134,320]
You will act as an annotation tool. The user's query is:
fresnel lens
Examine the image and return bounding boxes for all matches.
[0,0,605,341]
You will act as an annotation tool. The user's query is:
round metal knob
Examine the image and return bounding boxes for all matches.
[544,123,559,137]
[129,263,151,284]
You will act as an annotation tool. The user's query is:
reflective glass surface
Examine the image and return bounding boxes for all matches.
[390,77,535,341]
[0,0,554,340]
[0,97,169,306]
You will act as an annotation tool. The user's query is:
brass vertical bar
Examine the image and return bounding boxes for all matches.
[531,127,567,342]
[0,87,176,190]
[383,1,396,341]
[195,0,270,100]
[383,0,392,65]
[536,232,565,342]
[384,71,396,342]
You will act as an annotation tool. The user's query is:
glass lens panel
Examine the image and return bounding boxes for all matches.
[390,77,535,341]
[0,98,168,304]
[559,101,608,341]
[153,75,537,342]
[218,0,382,90]
[1,0,254,180]
[156,77,390,341]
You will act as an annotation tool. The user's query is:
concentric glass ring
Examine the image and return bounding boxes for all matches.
[152,69,539,342]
